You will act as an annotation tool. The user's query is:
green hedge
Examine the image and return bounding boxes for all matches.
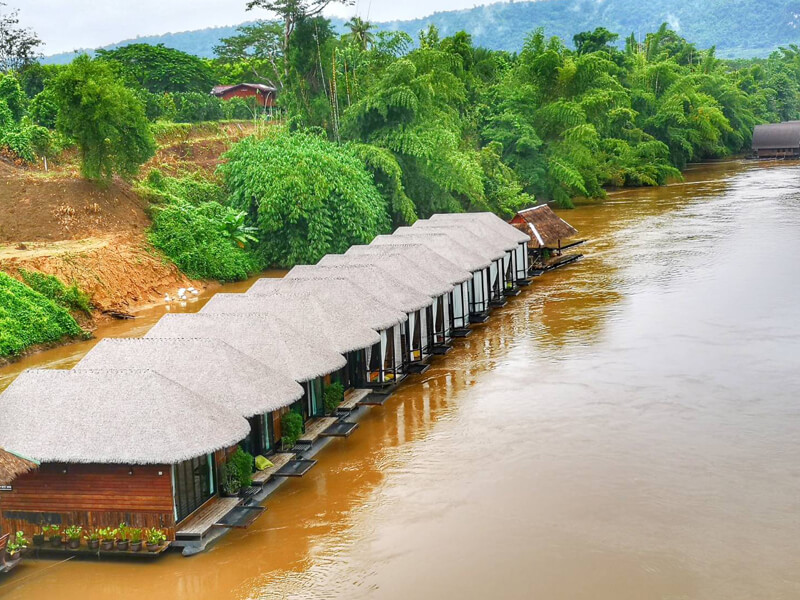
[0,272,86,358]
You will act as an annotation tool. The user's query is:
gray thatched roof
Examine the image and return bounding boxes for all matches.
[412,220,508,260]
[320,252,452,298]
[287,264,433,313]
[200,293,380,353]
[147,313,346,382]
[0,448,37,486]
[347,243,471,286]
[76,338,304,418]
[752,122,800,150]
[366,237,472,285]
[248,278,406,332]
[0,369,249,465]
[391,227,492,272]
[430,213,530,250]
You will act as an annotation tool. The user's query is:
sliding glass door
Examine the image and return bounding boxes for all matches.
[173,453,216,523]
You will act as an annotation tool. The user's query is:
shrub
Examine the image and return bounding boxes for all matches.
[0,272,86,358]
[0,74,26,122]
[227,446,254,489]
[148,199,261,281]
[280,411,304,449]
[0,119,53,163]
[52,55,155,183]
[140,170,227,205]
[222,97,261,120]
[323,381,345,414]
[18,269,92,314]
[29,88,58,128]
[220,129,391,267]
[172,92,224,123]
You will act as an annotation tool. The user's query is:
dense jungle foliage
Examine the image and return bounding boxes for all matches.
[5,2,800,280]
[0,272,86,358]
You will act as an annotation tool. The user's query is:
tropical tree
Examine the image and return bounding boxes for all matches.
[345,17,375,51]
[52,55,155,183]
[0,2,41,73]
[219,128,390,266]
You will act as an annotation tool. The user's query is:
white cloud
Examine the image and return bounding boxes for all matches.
[9,0,506,54]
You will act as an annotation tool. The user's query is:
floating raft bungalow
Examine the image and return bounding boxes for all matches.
[0,209,581,559]
[751,121,800,158]
[510,205,583,275]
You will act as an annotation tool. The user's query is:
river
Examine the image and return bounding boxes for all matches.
[1,159,799,599]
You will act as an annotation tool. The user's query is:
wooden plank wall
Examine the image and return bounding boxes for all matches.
[0,463,177,539]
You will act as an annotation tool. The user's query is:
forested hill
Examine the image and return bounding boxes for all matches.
[43,0,800,64]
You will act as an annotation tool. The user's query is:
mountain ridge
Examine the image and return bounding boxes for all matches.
[43,0,797,64]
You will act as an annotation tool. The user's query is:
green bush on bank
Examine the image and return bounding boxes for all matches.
[148,198,261,282]
[0,272,86,358]
[18,269,92,314]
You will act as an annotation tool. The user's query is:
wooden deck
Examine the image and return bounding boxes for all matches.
[176,497,241,539]
[252,452,296,485]
[339,388,371,411]
[298,417,339,444]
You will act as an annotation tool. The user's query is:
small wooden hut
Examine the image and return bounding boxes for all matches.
[146,314,345,424]
[76,338,303,459]
[0,369,248,540]
[510,205,580,273]
[211,83,277,108]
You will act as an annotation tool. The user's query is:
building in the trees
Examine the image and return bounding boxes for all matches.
[211,83,277,108]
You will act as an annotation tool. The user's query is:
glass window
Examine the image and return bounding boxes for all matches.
[173,454,216,523]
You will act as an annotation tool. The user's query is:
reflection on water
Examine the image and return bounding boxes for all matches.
[2,160,800,599]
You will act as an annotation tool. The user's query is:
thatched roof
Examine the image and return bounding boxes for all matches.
[288,264,433,313]
[200,293,380,353]
[366,237,472,285]
[0,369,249,465]
[76,338,304,418]
[429,212,530,244]
[319,252,452,298]
[147,313,346,382]
[248,278,406,332]
[411,220,508,260]
[512,205,578,249]
[752,122,800,150]
[0,448,37,486]
[390,227,491,272]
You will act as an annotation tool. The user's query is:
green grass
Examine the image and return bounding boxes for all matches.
[0,272,87,359]
[18,269,92,314]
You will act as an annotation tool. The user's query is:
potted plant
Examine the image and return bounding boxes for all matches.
[9,531,29,558]
[128,528,143,552]
[220,463,241,497]
[323,382,344,415]
[32,524,46,547]
[98,527,117,551]
[83,529,100,551]
[64,525,82,550]
[145,528,166,553]
[47,524,62,548]
[4,534,25,565]
[116,523,129,551]
[281,411,303,450]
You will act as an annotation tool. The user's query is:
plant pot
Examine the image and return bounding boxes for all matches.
[116,540,129,551]
[129,541,142,553]
[49,535,62,548]
[4,551,20,565]
[100,540,115,551]
[67,538,81,550]
[87,539,100,551]
[32,534,45,547]
[145,542,159,553]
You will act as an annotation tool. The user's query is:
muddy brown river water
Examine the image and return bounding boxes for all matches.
[1,159,799,599]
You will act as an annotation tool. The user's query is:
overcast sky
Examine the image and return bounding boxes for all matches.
[7,0,502,54]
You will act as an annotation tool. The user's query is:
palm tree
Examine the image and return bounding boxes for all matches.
[345,16,375,51]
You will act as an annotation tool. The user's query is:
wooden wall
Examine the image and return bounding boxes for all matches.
[0,463,177,539]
